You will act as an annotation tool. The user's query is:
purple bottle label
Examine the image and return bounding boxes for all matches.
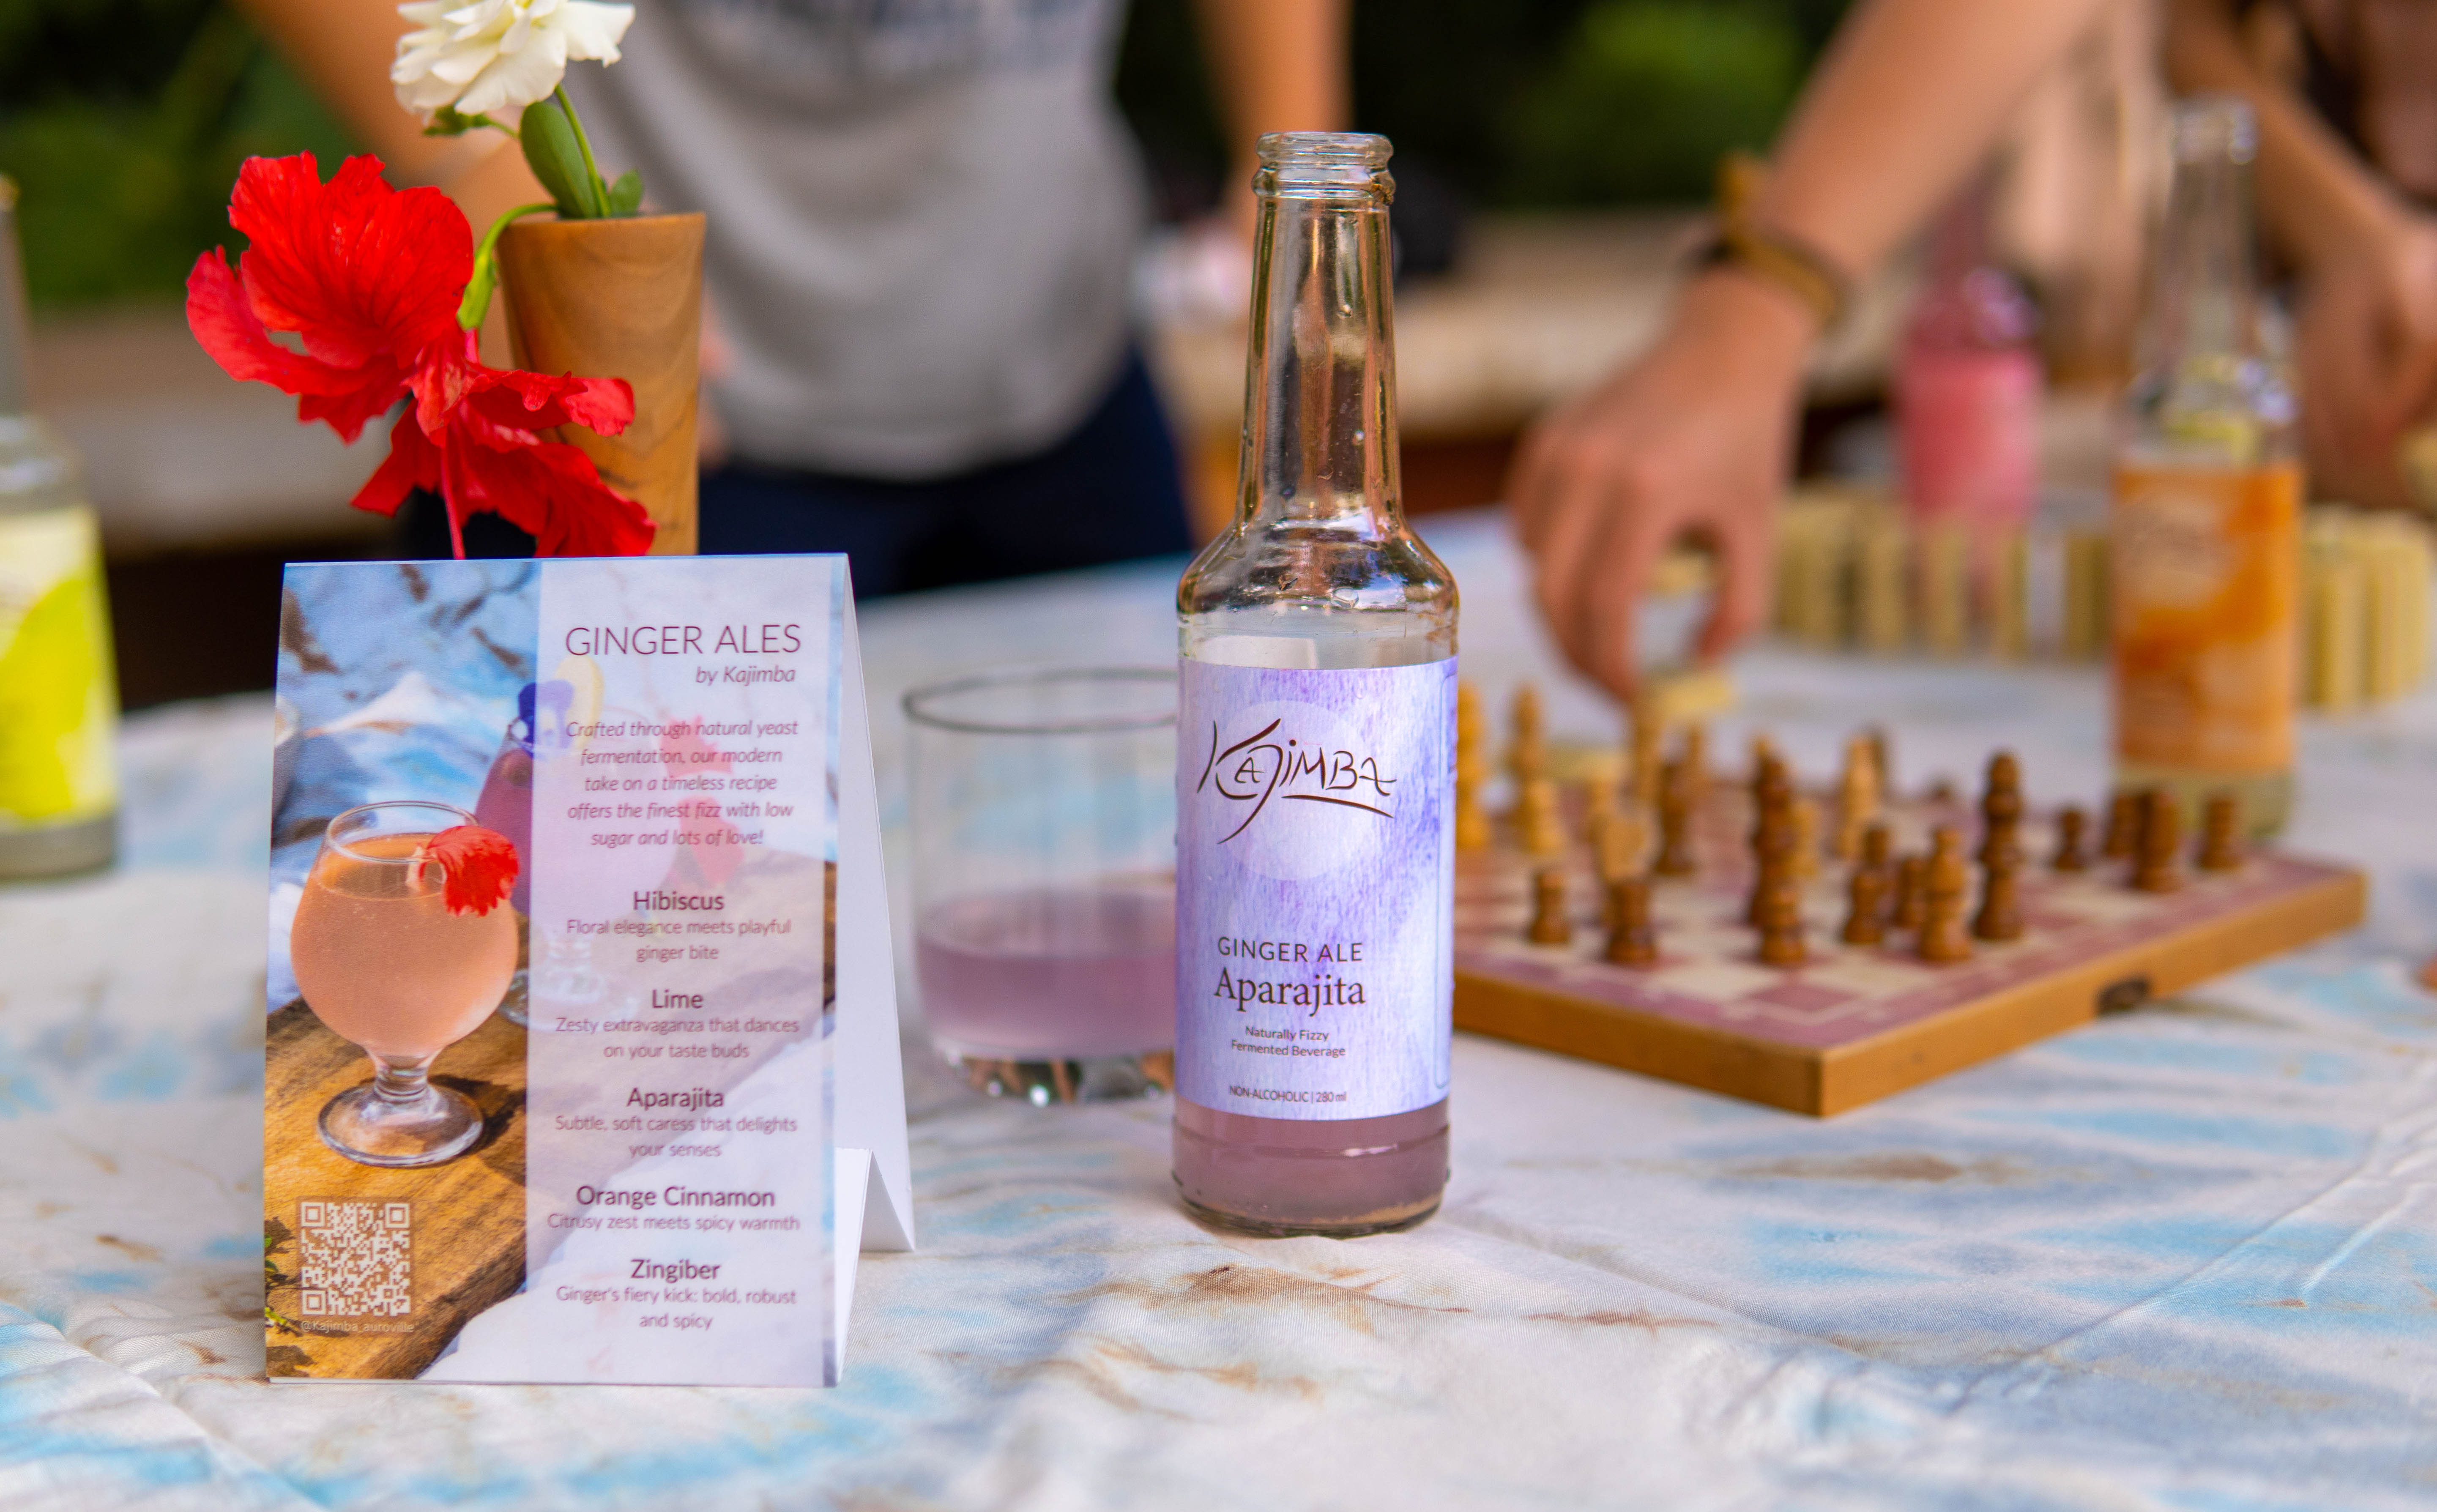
[1175,658,1455,1121]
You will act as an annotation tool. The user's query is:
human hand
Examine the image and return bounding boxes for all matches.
[2295,210,2437,510]
[1504,269,1814,698]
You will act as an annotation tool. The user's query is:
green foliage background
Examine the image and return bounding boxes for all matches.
[0,0,354,307]
[1,0,1847,309]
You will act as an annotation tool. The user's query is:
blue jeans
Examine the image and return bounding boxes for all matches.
[400,347,1193,595]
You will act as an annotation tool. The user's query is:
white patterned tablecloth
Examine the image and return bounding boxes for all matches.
[7,510,2437,1510]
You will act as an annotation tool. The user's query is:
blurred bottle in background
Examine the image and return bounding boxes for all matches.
[0,176,120,880]
[1895,175,2043,550]
[2112,97,2298,837]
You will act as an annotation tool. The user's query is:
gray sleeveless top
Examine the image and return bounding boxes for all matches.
[563,0,1146,478]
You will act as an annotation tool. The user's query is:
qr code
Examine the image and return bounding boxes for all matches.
[297,1200,413,1318]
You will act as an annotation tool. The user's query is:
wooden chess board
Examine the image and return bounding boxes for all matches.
[1452,784,2366,1116]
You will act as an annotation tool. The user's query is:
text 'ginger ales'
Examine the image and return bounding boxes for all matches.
[2112,97,2298,835]
[1173,133,1457,1237]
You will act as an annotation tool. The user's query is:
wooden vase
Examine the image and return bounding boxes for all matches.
[496,213,704,555]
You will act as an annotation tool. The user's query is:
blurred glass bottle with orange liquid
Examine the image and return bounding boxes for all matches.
[2112,98,2297,836]
[0,176,120,879]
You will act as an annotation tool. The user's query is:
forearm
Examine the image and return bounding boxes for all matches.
[1756,0,2118,282]
[1190,0,1348,172]
[232,0,547,227]
[2163,0,2404,273]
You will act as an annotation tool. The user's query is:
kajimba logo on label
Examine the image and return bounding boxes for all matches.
[1193,700,1398,881]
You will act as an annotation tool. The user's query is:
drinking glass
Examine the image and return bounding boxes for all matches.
[905,667,1176,1103]
[290,800,518,1166]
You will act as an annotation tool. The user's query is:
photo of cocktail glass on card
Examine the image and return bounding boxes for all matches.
[291,800,520,1168]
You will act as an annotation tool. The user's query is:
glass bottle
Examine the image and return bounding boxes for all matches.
[0,175,119,880]
[2112,98,2298,835]
[471,684,539,1026]
[1172,132,1458,1237]
[1895,174,2041,540]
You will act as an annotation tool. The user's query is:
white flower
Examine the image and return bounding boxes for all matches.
[392,0,635,122]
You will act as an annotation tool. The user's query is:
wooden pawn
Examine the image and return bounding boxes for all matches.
[1605,876,1659,967]
[1526,867,1572,944]
[1652,758,1698,878]
[2196,792,2242,872]
[2131,790,2182,894]
[2101,790,2140,860]
[1917,827,1974,963]
[2051,806,2089,872]
[1841,864,1888,945]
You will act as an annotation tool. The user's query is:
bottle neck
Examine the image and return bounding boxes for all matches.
[1237,174,1401,537]
[2124,100,2291,467]
[0,191,27,417]
[2144,134,2260,366]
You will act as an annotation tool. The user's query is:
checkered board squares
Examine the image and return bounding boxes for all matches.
[1452,790,2366,1111]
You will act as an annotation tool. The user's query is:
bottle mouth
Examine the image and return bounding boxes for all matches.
[1255,131,1394,201]
[2169,95,2256,164]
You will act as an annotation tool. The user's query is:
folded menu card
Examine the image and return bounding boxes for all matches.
[264,556,910,1386]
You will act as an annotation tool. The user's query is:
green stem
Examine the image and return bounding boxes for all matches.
[458,202,557,329]
[554,83,609,219]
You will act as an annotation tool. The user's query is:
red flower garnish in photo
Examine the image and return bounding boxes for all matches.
[422,825,521,916]
[186,152,652,557]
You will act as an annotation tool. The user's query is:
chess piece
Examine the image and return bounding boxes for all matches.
[1605,875,1659,966]
[1790,797,1823,880]
[1833,734,1882,861]
[1891,853,1928,930]
[1755,872,1807,967]
[1748,733,1778,785]
[1526,867,1572,945]
[1972,847,2023,942]
[1628,700,1663,808]
[1860,820,1893,875]
[2051,806,2089,872]
[1592,802,1648,884]
[1977,751,2023,867]
[2196,792,2241,872]
[1581,772,1616,830]
[1917,827,1974,963]
[1682,723,1709,804]
[1517,777,1566,858]
[1508,683,1546,784]
[1653,758,1698,877]
[1841,864,1888,945]
[1927,777,1958,806]
[1455,683,1492,852]
[1747,777,1795,926]
[2101,790,2139,860]
[2131,790,2182,894]
[1865,726,1892,797]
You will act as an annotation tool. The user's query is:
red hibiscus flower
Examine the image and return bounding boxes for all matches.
[186,152,652,556]
[421,825,521,916]
[356,332,651,557]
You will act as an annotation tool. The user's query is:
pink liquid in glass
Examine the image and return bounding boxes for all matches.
[290,834,519,1060]
[917,886,1175,1059]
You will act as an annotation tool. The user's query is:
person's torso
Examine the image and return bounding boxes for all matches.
[563,0,1147,478]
